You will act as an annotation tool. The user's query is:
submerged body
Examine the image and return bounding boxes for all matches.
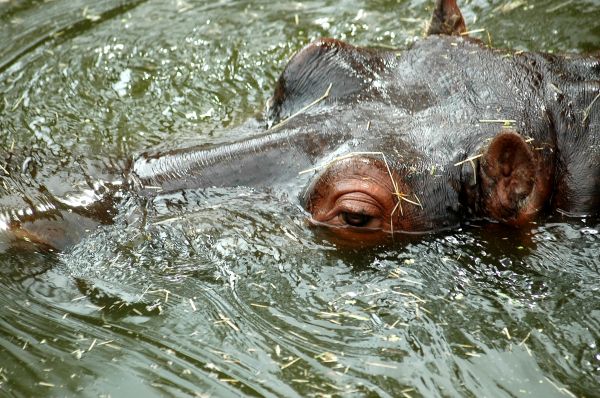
[1,0,599,250]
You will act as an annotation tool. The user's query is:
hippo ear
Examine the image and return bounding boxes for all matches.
[426,0,467,36]
[479,132,537,222]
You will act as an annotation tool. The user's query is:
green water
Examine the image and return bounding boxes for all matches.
[1,0,599,397]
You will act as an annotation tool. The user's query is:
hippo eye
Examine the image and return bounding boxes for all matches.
[340,211,373,227]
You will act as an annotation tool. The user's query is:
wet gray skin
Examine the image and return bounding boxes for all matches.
[1,1,600,397]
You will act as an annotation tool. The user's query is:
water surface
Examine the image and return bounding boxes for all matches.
[1,0,599,396]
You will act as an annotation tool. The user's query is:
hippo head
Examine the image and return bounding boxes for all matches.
[266,0,557,245]
[298,130,554,245]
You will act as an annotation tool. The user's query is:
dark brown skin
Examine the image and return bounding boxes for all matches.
[1,0,599,250]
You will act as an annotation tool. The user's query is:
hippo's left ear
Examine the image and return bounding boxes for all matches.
[426,0,467,36]
[478,132,543,224]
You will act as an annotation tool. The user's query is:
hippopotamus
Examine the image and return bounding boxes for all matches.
[2,0,599,250]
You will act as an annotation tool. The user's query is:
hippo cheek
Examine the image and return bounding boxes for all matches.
[302,156,424,246]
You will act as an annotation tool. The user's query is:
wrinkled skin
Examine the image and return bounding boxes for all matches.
[1,0,599,250]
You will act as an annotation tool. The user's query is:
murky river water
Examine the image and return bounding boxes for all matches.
[1,0,599,396]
